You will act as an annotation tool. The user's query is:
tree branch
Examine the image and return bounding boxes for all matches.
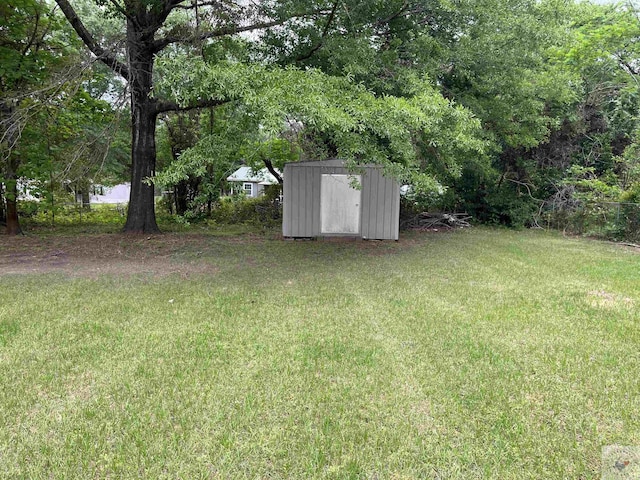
[616,54,639,76]
[105,0,127,17]
[154,97,229,114]
[172,0,224,10]
[152,18,281,52]
[152,10,329,53]
[295,1,339,63]
[375,0,410,27]
[263,158,283,184]
[54,0,130,79]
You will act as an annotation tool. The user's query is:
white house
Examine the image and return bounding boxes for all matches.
[15,179,40,201]
[90,183,131,204]
[226,166,281,198]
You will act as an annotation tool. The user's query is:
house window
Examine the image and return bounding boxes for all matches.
[243,183,253,196]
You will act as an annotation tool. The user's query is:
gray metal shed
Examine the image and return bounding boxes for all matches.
[283,159,400,240]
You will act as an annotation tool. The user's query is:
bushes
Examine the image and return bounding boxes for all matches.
[19,202,126,230]
[16,193,283,231]
[540,168,640,241]
[544,202,640,242]
[211,194,282,226]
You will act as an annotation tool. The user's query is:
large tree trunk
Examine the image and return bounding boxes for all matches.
[5,180,22,235]
[81,189,91,210]
[124,102,159,233]
[123,26,160,234]
[174,180,189,216]
[174,177,201,216]
[1,98,22,235]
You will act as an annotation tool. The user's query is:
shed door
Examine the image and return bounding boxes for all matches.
[320,174,361,234]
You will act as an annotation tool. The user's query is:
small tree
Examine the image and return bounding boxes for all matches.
[1,0,80,234]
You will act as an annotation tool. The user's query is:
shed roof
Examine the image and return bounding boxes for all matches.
[285,159,345,167]
[284,159,383,168]
[227,166,280,185]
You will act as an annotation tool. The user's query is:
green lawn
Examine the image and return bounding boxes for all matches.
[1,228,639,479]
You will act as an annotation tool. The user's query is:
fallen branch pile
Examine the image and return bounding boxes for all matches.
[401,212,472,230]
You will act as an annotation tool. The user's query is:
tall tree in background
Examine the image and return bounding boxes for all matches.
[53,0,361,232]
[151,1,490,214]
[0,0,78,234]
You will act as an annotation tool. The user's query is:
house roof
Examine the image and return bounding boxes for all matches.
[227,166,280,185]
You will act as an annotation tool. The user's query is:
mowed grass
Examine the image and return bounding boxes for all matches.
[1,228,639,479]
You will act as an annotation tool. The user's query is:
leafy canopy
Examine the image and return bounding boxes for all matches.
[156,57,486,196]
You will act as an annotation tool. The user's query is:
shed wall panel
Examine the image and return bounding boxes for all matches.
[378,172,386,238]
[291,167,298,236]
[362,169,377,239]
[360,168,399,240]
[375,172,383,237]
[291,167,297,236]
[361,171,371,237]
[382,174,390,239]
[301,167,311,236]
[297,167,307,236]
[307,169,312,234]
[283,167,292,236]
[311,166,321,235]
[390,177,400,240]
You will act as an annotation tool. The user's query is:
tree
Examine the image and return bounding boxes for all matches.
[422,0,587,224]
[154,58,486,206]
[53,0,361,232]
[439,0,640,230]
[53,0,500,231]
[537,2,640,233]
[160,111,202,215]
[1,0,80,234]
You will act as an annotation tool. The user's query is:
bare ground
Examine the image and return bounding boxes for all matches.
[0,233,224,278]
[0,231,419,278]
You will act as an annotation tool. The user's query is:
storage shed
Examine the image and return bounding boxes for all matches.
[283,159,400,240]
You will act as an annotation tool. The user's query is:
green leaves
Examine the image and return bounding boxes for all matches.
[156,56,486,197]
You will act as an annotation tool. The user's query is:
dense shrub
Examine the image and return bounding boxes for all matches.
[17,201,40,218]
[211,193,282,226]
[544,202,640,242]
[20,202,126,227]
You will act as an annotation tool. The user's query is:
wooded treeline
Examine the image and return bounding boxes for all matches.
[1,0,639,239]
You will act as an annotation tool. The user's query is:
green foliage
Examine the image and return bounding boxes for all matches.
[621,183,640,204]
[0,0,78,94]
[7,87,126,198]
[243,138,299,173]
[443,1,640,236]
[563,165,622,203]
[544,164,640,241]
[211,194,282,227]
[453,169,541,227]
[1,0,129,234]
[439,0,581,151]
[156,58,486,197]
[19,202,127,232]
[16,200,40,218]
[8,0,640,236]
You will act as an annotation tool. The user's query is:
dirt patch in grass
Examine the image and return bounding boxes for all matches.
[0,230,435,279]
[587,290,635,310]
[0,233,222,278]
